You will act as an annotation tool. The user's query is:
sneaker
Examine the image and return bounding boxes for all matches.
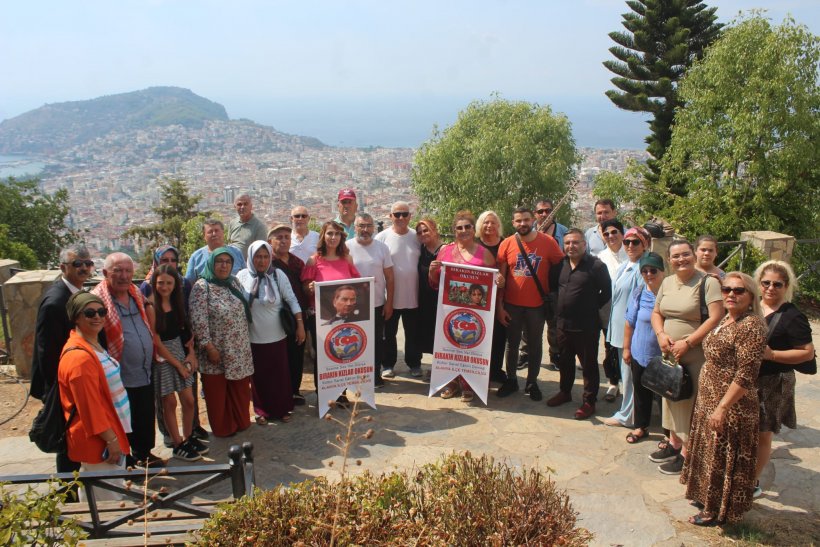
[163,435,174,449]
[752,481,763,499]
[658,454,684,475]
[604,385,620,402]
[574,402,595,420]
[649,443,682,463]
[516,360,527,371]
[496,379,519,398]
[546,363,559,372]
[525,382,542,402]
[293,393,306,406]
[461,390,474,403]
[134,452,167,469]
[546,391,572,407]
[375,376,385,388]
[410,368,423,378]
[173,442,202,462]
[381,368,395,379]
[191,426,210,442]
[186,437,209,455]
[489,370,508,384]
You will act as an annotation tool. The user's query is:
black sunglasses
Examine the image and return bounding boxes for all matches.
[641,267,659,275]
[760,280,785,289]
[455,224,474,231]
[603,230,621,238]
[536,208,553,214]
[392,211,410,218]
[66,259,94,268]
[623,239,642,247]
[81,307,108,318]
[292,214,308,219]
[721,286,748,295]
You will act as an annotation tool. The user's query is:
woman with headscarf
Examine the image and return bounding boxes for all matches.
[189,247,254,437]
[139,245,194,304]
[59,291,131,502]
[238,241,305,424]
[601,227,650,428]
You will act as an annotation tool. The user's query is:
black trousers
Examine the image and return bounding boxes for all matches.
[383,308,421,370]
[56,451,81,473]
[630,360,655,430]
[125,384,156,461]
[489,318,507,378]
[504,303,545,385]
[373,305,385,377]
[286,330,306,395]
[557,328,600,404]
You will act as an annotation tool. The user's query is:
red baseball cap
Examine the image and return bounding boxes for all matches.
[338,188,357,201]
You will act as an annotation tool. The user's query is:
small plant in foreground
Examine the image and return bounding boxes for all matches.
[0,477,87,546]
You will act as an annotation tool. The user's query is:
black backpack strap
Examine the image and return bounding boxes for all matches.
[515,234,548,301]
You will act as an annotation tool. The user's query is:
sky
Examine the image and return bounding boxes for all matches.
[1,0,817,149]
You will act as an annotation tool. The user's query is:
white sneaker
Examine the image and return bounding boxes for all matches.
[381,368,395,379]
[752,481,763,498]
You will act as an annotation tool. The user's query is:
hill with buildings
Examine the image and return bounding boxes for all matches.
[0,86,324,155]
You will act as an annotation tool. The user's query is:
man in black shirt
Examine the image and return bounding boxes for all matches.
[547,229,611,419]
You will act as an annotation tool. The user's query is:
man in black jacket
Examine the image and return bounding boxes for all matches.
[547,229,612,420]
[30,246,95,473]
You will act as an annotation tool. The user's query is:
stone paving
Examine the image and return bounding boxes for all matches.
[1,327,818,545]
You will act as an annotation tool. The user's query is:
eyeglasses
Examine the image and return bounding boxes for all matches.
[623,239,642,247]
[81,307,108,319]
[455,224,474,231]
[291,214,308,219]
[603,230,621,238]
[641,267,659,275]
[721,286,748,295]
[356,223,374,229]
[536,208,553,215]
[670,252,693,260]
[760,280,785,289]
[66,259,94,268]
[214,258,233,265]
[392,211,410,218]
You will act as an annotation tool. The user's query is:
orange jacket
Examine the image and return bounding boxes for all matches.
[58,330,130,464]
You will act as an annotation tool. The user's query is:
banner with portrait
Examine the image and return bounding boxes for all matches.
[315,277,376,418]
[429,263,497,404]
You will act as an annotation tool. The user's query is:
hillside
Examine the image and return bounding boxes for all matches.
[0,87,322,155]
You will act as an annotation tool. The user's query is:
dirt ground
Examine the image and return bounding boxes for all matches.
[0,370,36,438]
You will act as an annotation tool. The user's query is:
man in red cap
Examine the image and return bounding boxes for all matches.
[334,188,358,240]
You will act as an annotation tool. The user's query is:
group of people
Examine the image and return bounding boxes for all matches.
[29,191,813,527]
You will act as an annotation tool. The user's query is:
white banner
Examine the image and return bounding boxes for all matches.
[429,263,497,404]
[315,277,376,417]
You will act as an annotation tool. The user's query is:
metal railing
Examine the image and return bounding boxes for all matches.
[716,240,747,271]
[793,238,820,283]
[0,442,256,540]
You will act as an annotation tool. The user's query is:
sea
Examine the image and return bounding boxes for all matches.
[0,155,45,179]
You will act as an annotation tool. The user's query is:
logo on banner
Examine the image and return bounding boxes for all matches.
[443,309,486,349]
[325,324,367,363]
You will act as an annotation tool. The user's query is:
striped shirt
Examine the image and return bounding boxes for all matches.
[95,349,132,433]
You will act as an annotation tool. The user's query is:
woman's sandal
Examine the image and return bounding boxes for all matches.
[441,385,459,399]
[280,414,292,423]
[255,415,268,426]
[626,428,648,444]
[689,511,722,527]
[689,500,705,510]
[461,391,474,403]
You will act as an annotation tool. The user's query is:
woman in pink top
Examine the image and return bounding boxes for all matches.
[429,211,500,402]
[301,220,361,402]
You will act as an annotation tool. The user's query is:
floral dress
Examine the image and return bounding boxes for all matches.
[681,312,766,523]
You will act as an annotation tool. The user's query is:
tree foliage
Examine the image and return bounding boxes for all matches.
[659,15,820,241]
[0,177,77,267]
[122,177,208,267]
[411,97,581,232]
[604,0,722,186]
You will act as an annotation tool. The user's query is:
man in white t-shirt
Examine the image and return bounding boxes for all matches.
[374,201,421,378]
[289,205,320,263]
[347,213,394,386]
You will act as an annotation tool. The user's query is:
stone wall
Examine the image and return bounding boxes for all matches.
[3,270,62,378]
[0,259,22,284]
[740,231,795,263]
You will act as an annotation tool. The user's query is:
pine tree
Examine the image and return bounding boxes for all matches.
[603,0,721,189]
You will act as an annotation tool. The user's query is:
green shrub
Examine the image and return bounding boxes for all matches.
[0,478,87,546]
[195,452,592,546]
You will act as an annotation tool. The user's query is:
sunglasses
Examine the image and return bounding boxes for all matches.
[760,280,785,289]
[392,211,410,218]
[291,214,308,219]
[623,239,642,247]
[720,286,748,295]
[640,267,659,275]
[81,307,108,318]
[66,259,94,268]
[603,230,621,238]
[455,224,473,231]
[536,208,553,214]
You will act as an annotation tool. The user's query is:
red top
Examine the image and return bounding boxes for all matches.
[497,233,564,307]
[58,330,130,464]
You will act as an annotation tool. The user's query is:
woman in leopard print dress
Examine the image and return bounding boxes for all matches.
[681,272,766,526]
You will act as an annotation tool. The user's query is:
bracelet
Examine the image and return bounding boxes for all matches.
[296,318,304,322]
[106,436,118,445]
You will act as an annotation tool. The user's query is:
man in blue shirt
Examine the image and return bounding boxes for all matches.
[184,219,244,281]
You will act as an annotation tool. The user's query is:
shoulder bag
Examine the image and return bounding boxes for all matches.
[641,353,693,401]
[273,267,298,336]
[514,234,550,315]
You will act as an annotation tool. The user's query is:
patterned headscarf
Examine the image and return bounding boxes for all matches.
[245,240,277,307]
[144,245,180,283]
[202,247,252,322]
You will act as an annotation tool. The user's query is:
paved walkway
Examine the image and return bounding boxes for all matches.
[1,327,818,545]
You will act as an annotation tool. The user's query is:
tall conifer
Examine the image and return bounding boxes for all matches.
[603,0,721,189]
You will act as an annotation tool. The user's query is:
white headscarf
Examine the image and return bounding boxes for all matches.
[245,240,277,306]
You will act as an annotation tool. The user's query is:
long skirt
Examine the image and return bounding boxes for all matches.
[251,339,294,420]
[201,373,251,437]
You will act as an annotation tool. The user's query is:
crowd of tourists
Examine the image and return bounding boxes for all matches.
[30,190,814,526]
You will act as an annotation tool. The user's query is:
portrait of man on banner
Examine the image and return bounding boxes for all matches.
[319,281,371,325]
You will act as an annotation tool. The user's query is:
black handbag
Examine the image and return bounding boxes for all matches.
[642,353,693,401]
[272,268,298,336]
[29,347,84,454]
